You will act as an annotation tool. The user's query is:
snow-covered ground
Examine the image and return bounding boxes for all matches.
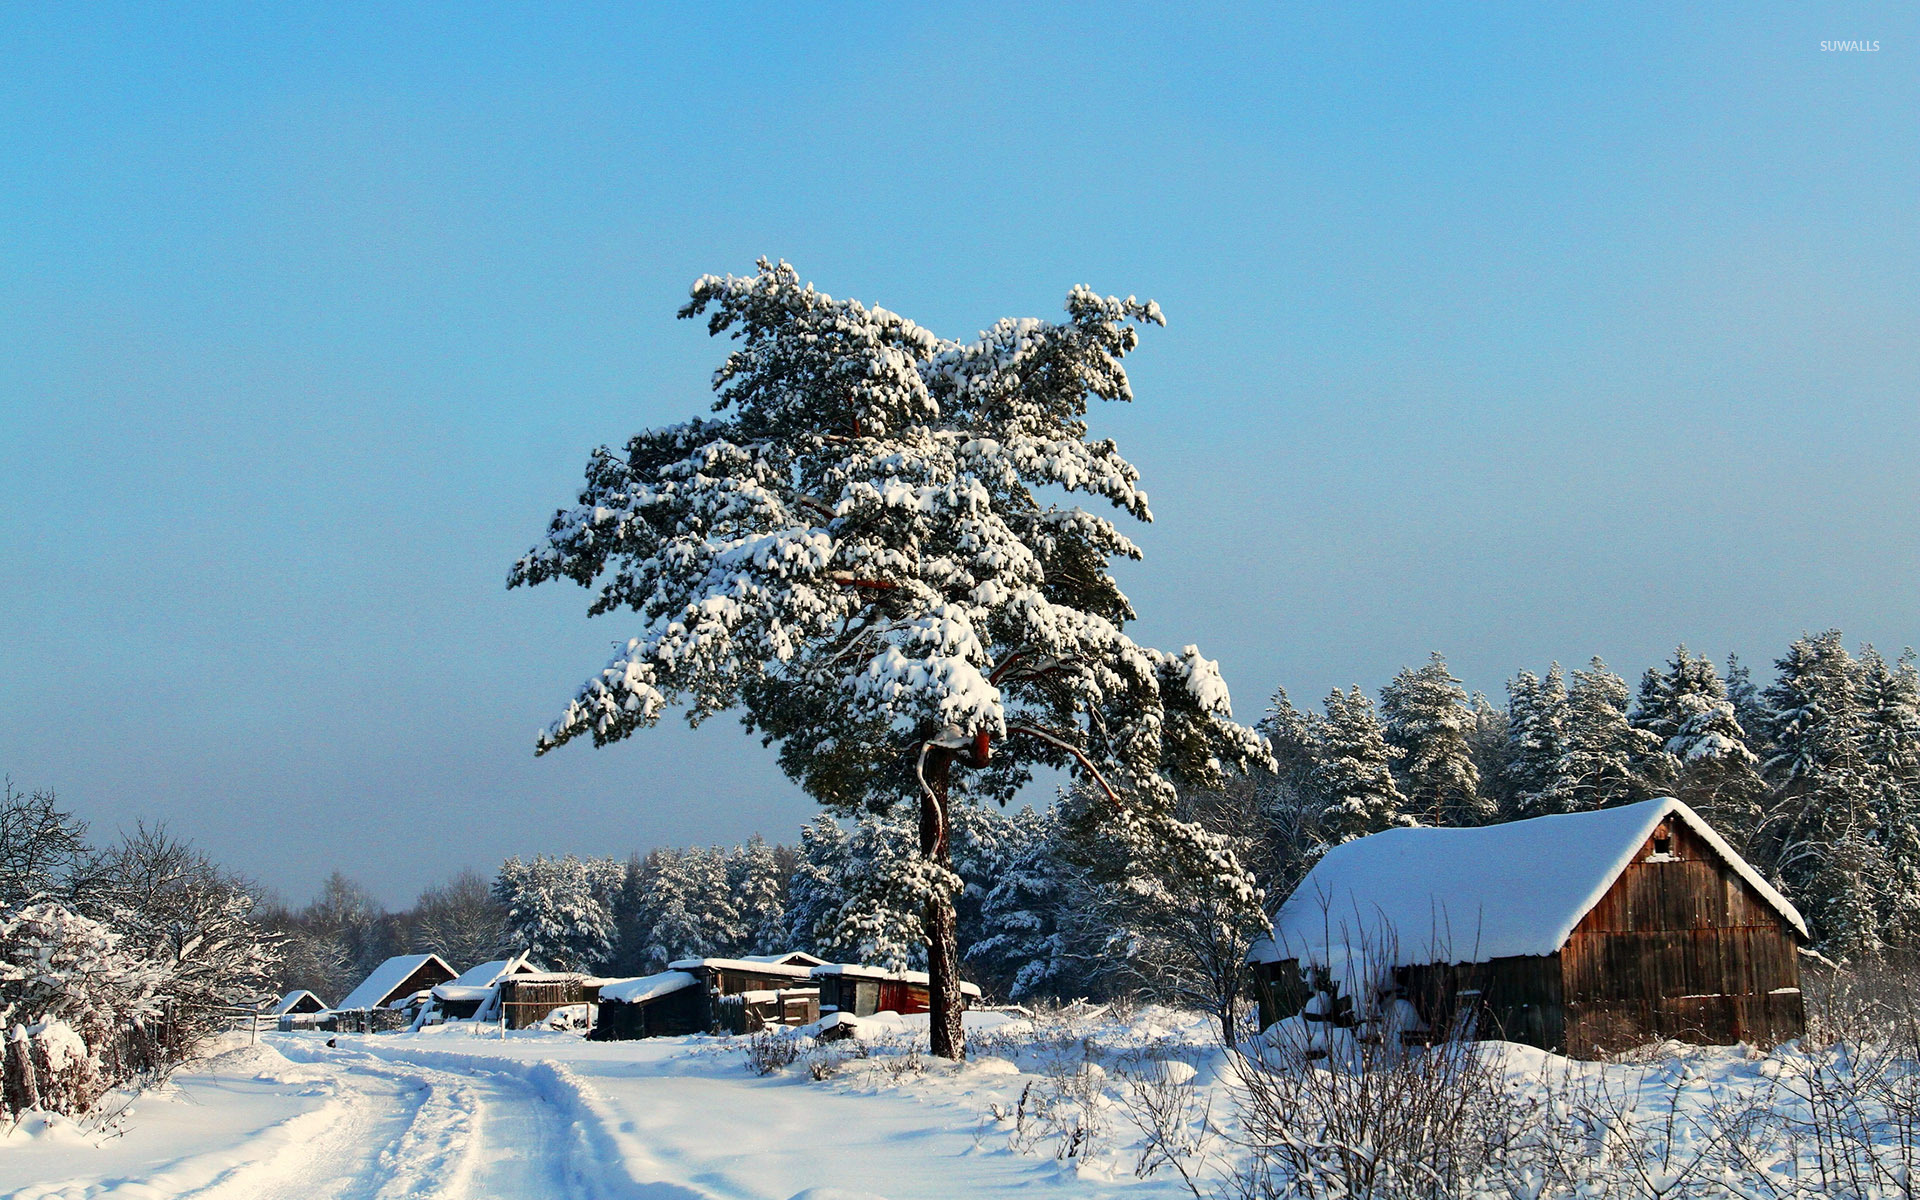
[6,1006,1917,1200]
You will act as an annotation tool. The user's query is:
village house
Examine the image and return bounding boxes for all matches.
[327,953,457,1033]
[1248,797,1808,1058]
[271,989,328,1031]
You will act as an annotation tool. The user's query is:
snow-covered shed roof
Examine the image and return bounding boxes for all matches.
[1255,798,1807,975]
[273,989,327,1016]
[810,964,984,997]
[598,970,700,1005]
[669,956,818,979]
[431,953,536,1002]
[738,951,829,968]
[337,954,456,1012]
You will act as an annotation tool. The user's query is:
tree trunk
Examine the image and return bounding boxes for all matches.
[918,744,966,1060]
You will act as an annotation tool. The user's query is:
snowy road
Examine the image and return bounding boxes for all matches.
[3,1023,1179,1200]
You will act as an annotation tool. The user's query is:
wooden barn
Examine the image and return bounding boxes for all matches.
[327,953,456,1031]
[1248,798,1808,1058]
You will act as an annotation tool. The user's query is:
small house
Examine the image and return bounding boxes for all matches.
[1249,798,1808,1057]
[272,989,328,1031]
[329,953,457,1032]
[430,953,541,1021]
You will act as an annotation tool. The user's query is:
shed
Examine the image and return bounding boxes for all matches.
[431,953,540,1021]
[591,954,825,1041]
[495,971,611,1029]
[1249,798,1808,1057]
[810,965,983,1018]
[332,953,457,1030]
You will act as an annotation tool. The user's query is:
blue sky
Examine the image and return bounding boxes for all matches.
[3,5,1914,906]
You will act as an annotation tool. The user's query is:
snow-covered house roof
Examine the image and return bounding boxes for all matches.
[337,954,457,1012]
[598,970,701,1005]
[431,953,537,1003]
[273,989,328,1016]
[1255,798,1807,977]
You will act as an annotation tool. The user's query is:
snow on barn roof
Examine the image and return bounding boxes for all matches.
[668,956,819,979]
[738,951,829,968]
[598,970,700,1005]
[1255,798,1807,976]
[337,954,456,1012]
[273,989,327,1016]
[431,953,535,1002]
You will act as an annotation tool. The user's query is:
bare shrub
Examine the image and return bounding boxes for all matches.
[741,1028,799,1076]
[1114,1051,1217,1197]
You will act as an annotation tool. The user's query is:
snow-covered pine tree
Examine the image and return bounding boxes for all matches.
[509,260,1266,1057]
[1312,686,1408,844]
[1379,652,1488,825]
[726,836,789,956]
[492,854,618,972]
[1503,664,1570,818]
[1554,657,1660,813]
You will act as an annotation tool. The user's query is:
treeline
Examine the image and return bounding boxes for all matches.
[0,784,277,1120]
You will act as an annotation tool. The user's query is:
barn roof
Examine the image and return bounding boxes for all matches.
[273,989,328,1015]
[431,953,537,1002]
[668,956,818,979]
[1254,798,1807,976]
[598,970,700,1005]
[338,953,456,1012]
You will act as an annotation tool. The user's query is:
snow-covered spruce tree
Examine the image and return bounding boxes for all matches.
[1855,647,1920,947]
[726,836,789,956]
[510,261,1265,1058]
[1631,647,1765,851]
[1548,657,1660,813]
[1503,664,1570,818]
[806,806,934,972]
[1312,686,1408,844]
[1464,691,1512,814]
[1379,652,1489,825]
[967,805,1064,1000]
[492,854,619,972]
